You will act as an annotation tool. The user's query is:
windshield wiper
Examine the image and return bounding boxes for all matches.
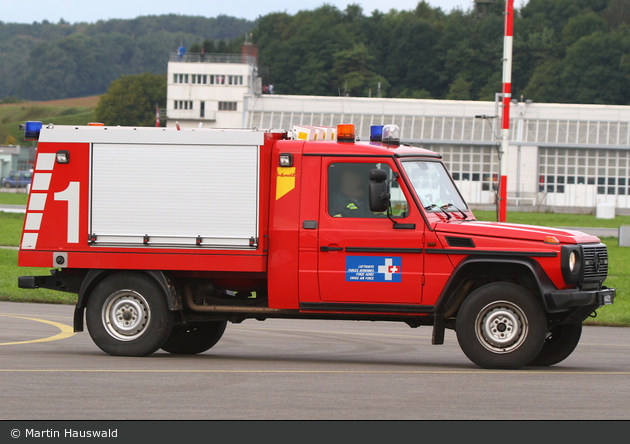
[441,203,468,219]
[424,203,451,219]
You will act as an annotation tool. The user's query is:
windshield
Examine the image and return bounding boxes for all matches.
[401,160,467,211]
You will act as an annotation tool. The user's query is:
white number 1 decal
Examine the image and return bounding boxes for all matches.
[55,182,80,243]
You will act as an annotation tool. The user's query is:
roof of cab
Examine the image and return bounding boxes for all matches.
[299,139,442,158]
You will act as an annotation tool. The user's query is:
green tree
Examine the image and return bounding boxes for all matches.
[94,73,166,126]
[446,74,472,100]
[603,0,630,29]
[560,28,630,104]
[255,6,357,95]
[385,14,440,98]
[562,10,607,45]
[520,0,609,35]
[522,59,566,103]
[332,43,389,96]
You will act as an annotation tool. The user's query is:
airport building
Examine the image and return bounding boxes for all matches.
[167,52,630,213]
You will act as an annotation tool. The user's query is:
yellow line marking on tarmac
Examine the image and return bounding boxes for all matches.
[0,314,75,346]
[0,369,628,375]
[0,312,73,320]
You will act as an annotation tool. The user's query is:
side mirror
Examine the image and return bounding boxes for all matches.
[369,168,390,212]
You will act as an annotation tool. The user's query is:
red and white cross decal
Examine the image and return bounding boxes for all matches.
[378,259,400,281]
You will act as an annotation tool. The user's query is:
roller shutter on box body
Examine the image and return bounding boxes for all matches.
[90,143,259,249]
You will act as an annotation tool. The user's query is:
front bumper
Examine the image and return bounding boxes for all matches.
[545,286,615,312]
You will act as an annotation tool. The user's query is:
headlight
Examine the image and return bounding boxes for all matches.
[561,245,583,286]
[569,251,577,272]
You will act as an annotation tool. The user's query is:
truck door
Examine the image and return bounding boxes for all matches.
[316,158,425,305]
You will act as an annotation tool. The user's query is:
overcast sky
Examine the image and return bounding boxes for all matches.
[2,1,479,24]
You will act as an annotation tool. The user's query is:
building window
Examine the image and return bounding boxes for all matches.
[173,74,178,83]
[219,101,237,111]
[209,75,228,85]
[175,100,193,110]
[200,101,205,118]
[228,75,243,85]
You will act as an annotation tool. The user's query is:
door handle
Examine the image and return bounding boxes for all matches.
[320,246,344,252]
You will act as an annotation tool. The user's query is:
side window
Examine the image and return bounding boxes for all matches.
[327,162,408,218]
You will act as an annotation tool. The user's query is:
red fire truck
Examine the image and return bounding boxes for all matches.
[17,121,615,369]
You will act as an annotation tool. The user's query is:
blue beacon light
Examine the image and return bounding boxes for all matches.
[370,125,384,142]
[23,121,43,141]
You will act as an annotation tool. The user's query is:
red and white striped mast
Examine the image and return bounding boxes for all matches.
[498,0,514,223]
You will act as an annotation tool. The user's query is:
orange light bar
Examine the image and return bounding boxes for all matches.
[87,122,105,126]
[337,124,355,143]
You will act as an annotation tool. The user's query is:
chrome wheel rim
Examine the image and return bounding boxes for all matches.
[102,290,151,341]
[475,300,528,354]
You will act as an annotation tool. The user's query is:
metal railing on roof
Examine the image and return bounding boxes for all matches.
[170,52,257,65]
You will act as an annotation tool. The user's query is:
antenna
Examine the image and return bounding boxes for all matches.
[338,88,345,115]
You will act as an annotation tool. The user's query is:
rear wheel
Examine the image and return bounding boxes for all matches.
[86,272,174,356]
[456,282,547,369]
[161,321,227,354]
[528,323,582,367]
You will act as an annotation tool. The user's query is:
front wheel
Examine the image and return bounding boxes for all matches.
[528,323,582,367]
[456,282,547,369]
[86,272,174,356]
[161,321,227,355]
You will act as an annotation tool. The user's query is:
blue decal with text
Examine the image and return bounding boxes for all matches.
[346,256,402,282]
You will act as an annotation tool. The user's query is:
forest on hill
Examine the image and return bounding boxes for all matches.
[2,0,630,105]
[0,14,254,101]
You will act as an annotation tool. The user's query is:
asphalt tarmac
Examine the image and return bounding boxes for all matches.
[0,300,629,420]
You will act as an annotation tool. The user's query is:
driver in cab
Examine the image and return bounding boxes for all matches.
[330,166,369,218]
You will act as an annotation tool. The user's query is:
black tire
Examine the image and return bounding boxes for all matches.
[4,182,12,188]
[528,323,583,367]
[86,272,174,357]
[161,321,227,355]
[456,282,547,369]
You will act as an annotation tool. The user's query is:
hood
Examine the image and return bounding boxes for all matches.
[433,220,600,245]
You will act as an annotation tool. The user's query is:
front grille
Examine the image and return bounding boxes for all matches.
[582,245,608,281]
